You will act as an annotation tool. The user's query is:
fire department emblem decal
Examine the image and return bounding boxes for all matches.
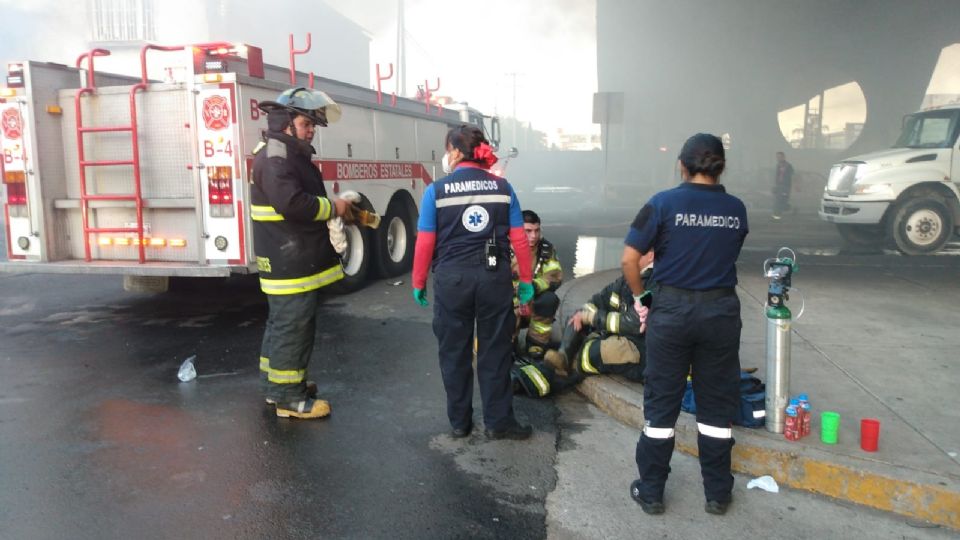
[462,205,489,233]
[2,108,23,140]
[201,95,231,131]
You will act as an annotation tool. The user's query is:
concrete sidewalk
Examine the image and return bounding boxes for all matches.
[555,262,960,531]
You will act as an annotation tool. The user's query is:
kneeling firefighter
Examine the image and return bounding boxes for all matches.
[511,257,654,399]
[253,87,356,419]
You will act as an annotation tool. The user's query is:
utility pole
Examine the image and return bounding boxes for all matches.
[506,72,519,147]
[396,0,406,97]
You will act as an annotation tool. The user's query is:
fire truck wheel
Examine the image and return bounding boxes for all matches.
[376,197,416,277]
[331,223,372,293]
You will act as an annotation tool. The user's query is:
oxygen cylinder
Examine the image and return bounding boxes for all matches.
[765,301,791,433]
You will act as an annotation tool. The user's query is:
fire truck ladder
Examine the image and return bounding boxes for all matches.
[74,48,149,263]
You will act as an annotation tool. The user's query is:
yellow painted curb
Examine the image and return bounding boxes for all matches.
[576,378,960,531]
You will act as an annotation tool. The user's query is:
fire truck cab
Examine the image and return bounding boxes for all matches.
[0,43,500,292]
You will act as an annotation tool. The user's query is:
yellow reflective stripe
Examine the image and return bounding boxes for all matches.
[540,260,561,273]
[260,265,344,295]
[251,205,284,222]
[267,367,306,384]
[520,364,551,397]
[530,320,552,334]
[314,197,332,221]
[609,292,621,310]
[259,356,270,373]
[606,312,621,334]
[581,339,599,374]
[583,303,598,320]
[533,277,549,292]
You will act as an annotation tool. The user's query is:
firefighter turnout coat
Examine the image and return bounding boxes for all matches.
[251,132,343,295]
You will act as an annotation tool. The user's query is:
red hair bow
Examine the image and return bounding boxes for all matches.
[473,143,499,169]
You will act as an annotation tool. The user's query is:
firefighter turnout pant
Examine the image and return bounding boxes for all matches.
[259,290,321,404]
[433,264,518,433]
[635,288,742,503]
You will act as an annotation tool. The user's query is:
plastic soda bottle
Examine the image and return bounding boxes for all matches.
[784,405,800,441]
[798,394,812,437]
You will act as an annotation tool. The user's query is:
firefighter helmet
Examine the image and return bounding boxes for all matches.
[258,87,342,126]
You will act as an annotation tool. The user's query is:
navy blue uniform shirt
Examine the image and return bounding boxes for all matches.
[625,182,748,290]
[418,165,523,267]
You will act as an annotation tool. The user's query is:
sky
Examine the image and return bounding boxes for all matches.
[323,0,599,135]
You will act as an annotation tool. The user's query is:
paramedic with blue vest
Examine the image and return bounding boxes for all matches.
[412,125,536,441]
[621,133,748,516]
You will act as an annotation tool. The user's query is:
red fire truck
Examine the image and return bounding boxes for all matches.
[0,42,500,292]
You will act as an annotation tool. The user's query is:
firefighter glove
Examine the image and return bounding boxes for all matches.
[517,281,535,305]
[413,287,429,307]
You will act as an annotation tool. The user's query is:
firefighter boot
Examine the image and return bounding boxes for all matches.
[265,381,318,405]
[275,397,331,419]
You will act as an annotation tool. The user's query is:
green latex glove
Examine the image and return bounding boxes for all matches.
[517,281,535,305]
[413,287,429,307]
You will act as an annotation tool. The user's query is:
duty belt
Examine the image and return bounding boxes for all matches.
[657,284,735,302]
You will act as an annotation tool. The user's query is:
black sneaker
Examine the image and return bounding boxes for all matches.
[484,422,532,440]
[704,499,730,515]
[451,423,473,439]
[630,479,665,515]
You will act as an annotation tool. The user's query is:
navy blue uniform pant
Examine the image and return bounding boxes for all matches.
[433,264,517,432]
[635,288,742,503]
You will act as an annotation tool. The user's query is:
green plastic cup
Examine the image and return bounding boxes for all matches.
[821,411,841,444]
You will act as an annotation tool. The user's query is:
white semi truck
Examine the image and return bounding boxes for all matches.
[819,104,960,255]
[0,42,500,291]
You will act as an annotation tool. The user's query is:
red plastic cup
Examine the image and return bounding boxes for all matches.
[860,418,880,452]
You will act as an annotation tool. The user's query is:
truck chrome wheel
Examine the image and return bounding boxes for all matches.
[386,215,407,264]
[341,224,365,276]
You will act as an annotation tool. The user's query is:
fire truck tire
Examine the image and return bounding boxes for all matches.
[331,195,375,293]
[375,197,416,277]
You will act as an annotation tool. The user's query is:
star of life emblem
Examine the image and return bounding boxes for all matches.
[462,205,489,233]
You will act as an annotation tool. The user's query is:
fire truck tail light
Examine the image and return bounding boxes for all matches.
[99,237,184,248]
[202,71,224,82]
[5,182,26,205]
[4,170,25,184]
[207,166,235,217]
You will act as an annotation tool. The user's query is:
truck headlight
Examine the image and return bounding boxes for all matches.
[853,183,893,197]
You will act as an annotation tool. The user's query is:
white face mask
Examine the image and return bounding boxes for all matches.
[441,152,452,174]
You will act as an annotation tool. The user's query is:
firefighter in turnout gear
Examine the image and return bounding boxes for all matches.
[511,210,563,360]
[252,87,355,419]
[544,254,654,384]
